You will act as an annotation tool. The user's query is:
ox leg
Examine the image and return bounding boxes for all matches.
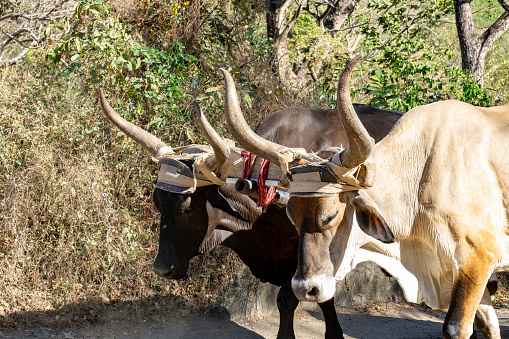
[473,286,501,339]
[318,297,344,339]
[443,240,499,339]
[276,282,299,339]
[443,272,488,339]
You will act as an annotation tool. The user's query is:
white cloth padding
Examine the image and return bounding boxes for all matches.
[288,157,371,194]
[276,147,307,173]
[157,162,211,188]
[195,156,227,185]
[156,152,230,194]
[155,146,175,158]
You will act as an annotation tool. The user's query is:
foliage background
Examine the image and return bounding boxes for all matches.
[0,0,507,328]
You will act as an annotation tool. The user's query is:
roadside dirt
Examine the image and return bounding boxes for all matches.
[3,302,509,339]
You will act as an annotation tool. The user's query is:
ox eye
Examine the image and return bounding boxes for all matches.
[321,210,339,226]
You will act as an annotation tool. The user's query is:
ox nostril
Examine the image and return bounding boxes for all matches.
[308,287,318,297]
[292,279,324,302]
[153,264,174,277]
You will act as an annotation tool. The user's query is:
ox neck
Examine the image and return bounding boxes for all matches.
[361,111,432,239]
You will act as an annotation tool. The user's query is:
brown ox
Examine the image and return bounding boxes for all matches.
[224,56,509,339]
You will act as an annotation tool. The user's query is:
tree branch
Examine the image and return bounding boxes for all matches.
[498,0,509,12]
[478,10,509,55]
[1,43,34,65]
[0,0,75,65]
[346,30,363,53]
[278,0,294,24]
[318,0,335,21]
[280,3,303,41]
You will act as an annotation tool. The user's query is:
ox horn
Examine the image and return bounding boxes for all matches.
[194,102,230,171]
[98,89,174,158]
[221,68,287,166]
[336,55,374,168]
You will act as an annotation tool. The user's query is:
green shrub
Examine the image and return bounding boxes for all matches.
[45,0,197,129]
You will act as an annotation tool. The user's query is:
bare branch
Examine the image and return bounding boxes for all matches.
[0,0,76,66]
[479,10,509,56]
[288,3,303,27]
[498,0,509,12]
[281,3,303,42]
[346,30,362,53]
[0,41,34,65]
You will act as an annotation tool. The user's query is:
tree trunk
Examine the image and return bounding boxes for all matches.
[266,0,361,94]
[266,0,306,90]
[324,0,362,38]
[454,0,509,84]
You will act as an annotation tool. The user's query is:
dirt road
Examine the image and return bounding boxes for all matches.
[4,302,509,339]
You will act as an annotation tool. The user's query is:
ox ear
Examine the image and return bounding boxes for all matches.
[348,191,395,243]
[205,187,250,222]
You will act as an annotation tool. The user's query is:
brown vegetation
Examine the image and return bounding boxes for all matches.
[0,58,247,329]
[0,1,295,328]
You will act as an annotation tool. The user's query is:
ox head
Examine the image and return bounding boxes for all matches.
[99,89,247,279]
[224,56,396,303]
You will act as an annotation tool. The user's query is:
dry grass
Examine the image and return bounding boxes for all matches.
[0,2,291,326]
[0,57,245,329]
[111,0,203,52]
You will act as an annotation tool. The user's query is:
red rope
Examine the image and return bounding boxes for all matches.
[257,158,276,207]
[241,151,276,207]
[241,151,256,179]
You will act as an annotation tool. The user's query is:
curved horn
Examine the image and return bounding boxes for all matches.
[194,102,230,171]
[336,55,374,168]
[221,68,286,166]
[98,89,173,158]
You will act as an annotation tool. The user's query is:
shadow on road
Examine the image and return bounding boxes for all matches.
[0,293,267,339]
[0,293,265,338]
[3,298,509,339]
[306,304,509,339]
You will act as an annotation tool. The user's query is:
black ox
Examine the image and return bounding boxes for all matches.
[98,73,403,339]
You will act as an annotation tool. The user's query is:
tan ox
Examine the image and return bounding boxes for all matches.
[225,55,509,338]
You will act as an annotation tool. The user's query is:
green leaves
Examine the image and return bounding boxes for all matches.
[75,1,106,21]
[364,71,398,108]
[359,0,494,110]
[45,0,198,130]
[242,91,252,109]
